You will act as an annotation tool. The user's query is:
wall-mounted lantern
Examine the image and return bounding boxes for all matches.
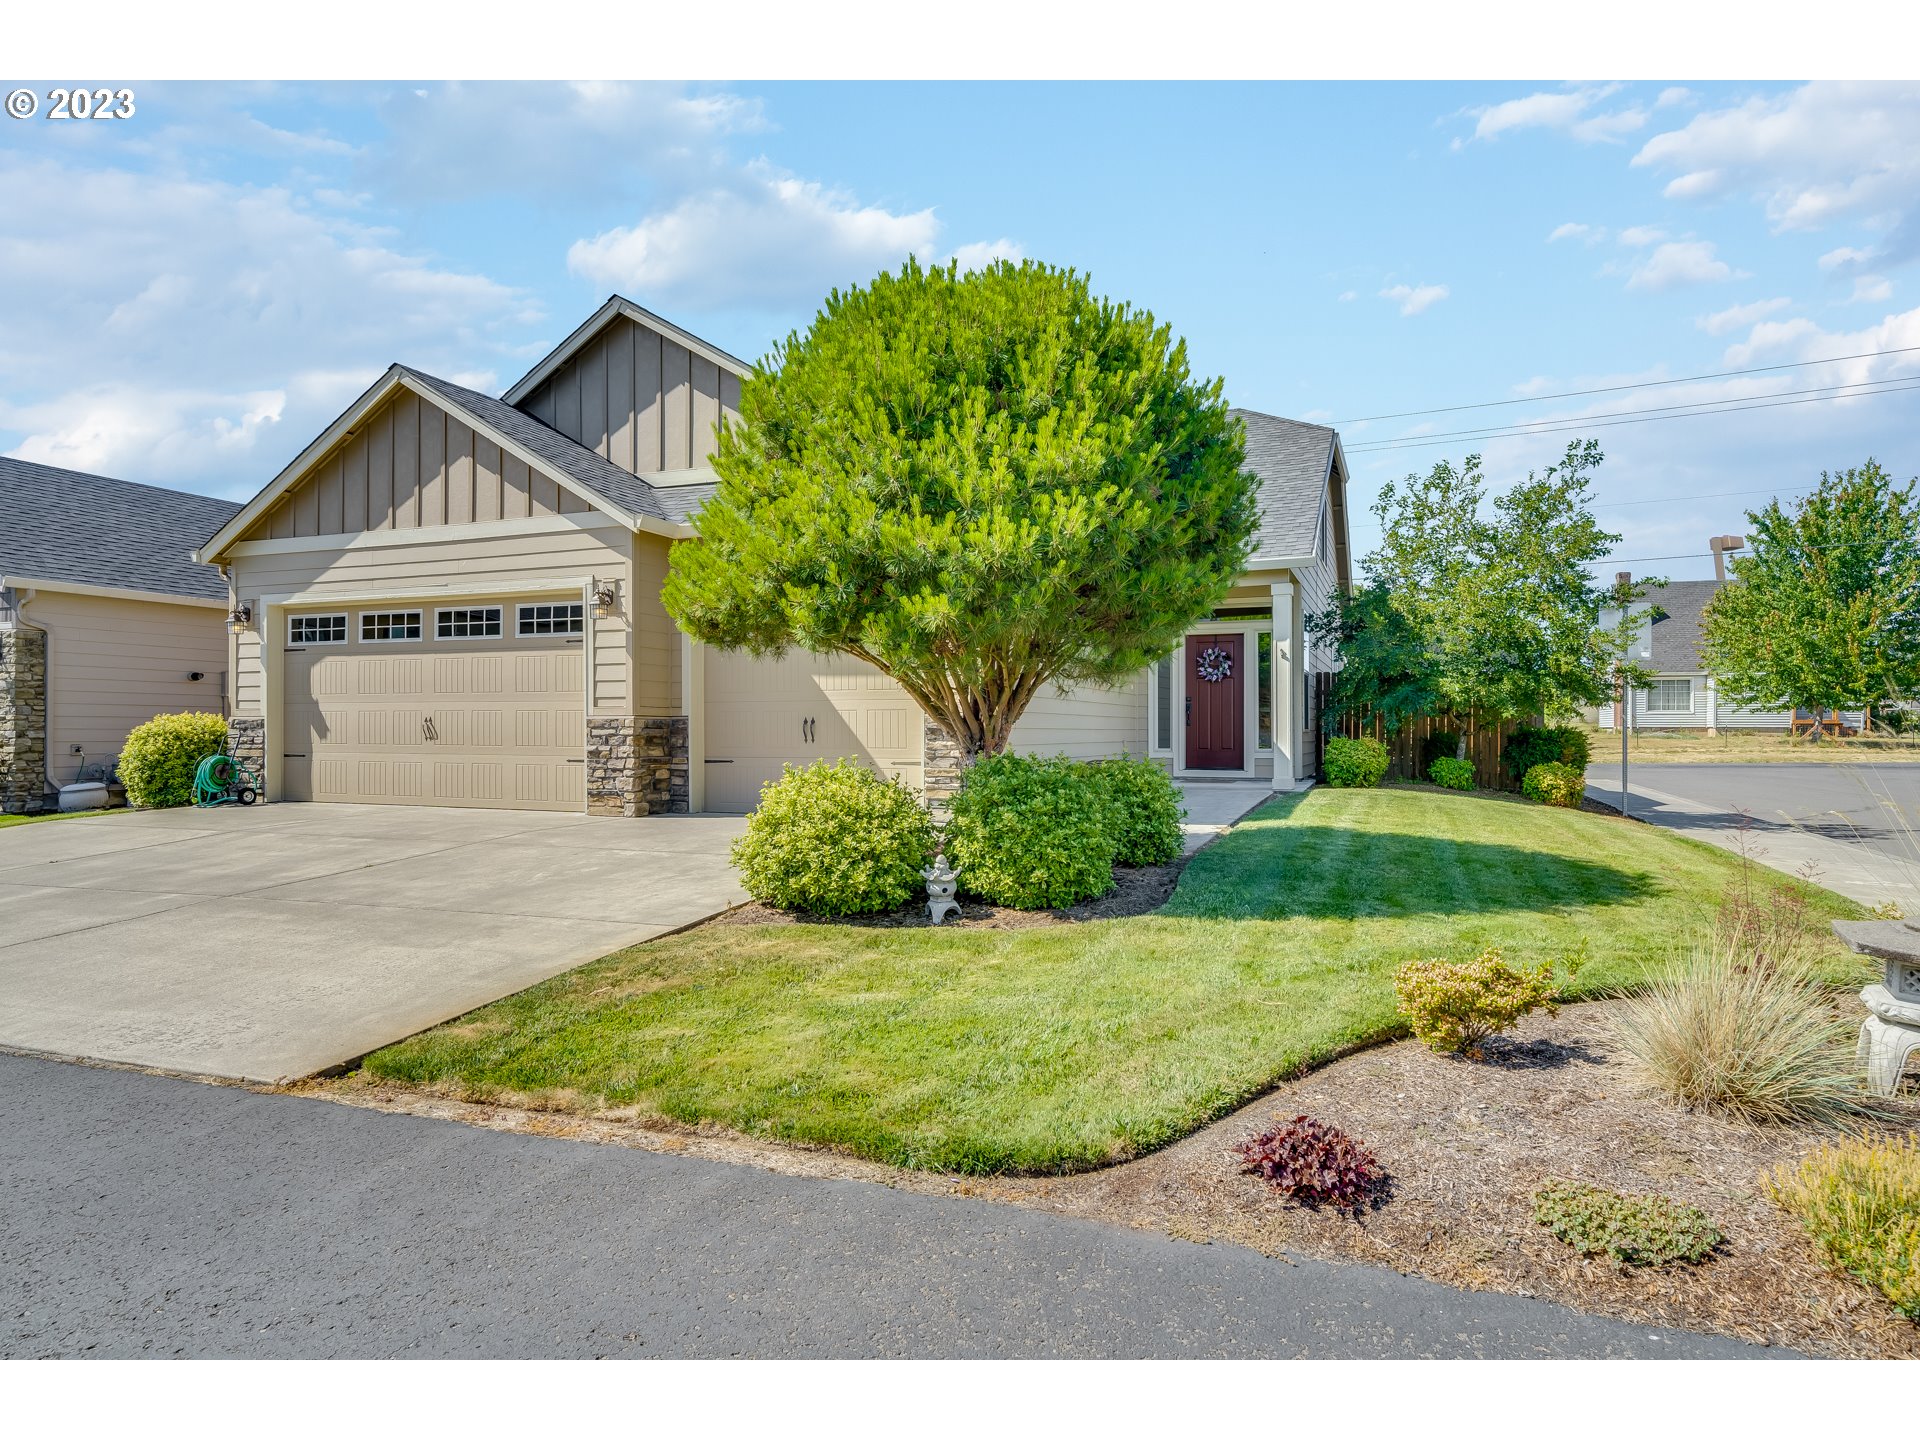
[592,579,620,618]
[227,603,252,633]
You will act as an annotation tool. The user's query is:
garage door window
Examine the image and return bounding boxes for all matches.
[360,610,422,642]
[288,613,347,645]
[518,601,584,636]
[436,606,503,639]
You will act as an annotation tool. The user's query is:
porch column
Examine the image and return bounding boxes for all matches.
[1270,579,1299,790]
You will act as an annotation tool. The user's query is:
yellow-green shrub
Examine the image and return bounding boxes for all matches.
[1533,1182,1721,1267]
[118,711,230,809]
[945,753,1116,908]
[1324,736,1389,788]
[730,759,935,916]
[1767,1134,1920,1320]
[1523,760,1585,807]
[1393,947,1573,1057]
[1428,755,1475,790]
[1086,756,1185,866]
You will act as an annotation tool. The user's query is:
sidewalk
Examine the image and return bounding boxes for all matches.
[1585,775,1920,912]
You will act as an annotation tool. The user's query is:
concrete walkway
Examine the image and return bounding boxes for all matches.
[1178,779,1286,854]
[0,1053,1767,1359]
[0,803,747,1083]
[1586,761,1920,911]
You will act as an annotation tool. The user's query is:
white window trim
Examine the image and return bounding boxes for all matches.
[1145,617,1276,778]
[359,609,424,643]
[287,613,348,646]
[434,605,506,641]
[515,600,585,637]
[1645,677,1695,714]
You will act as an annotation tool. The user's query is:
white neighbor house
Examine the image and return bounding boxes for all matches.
[193,297,1352,817]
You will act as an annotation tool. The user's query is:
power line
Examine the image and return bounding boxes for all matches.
[1332,343,1920,426]
[1344,379,1920,456]
[1591,482,1814,510]
[1345,374,1920,452]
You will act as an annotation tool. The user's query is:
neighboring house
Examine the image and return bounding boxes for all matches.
[1596,577,1865,733]
[193,295,1351,817]
[1,457,240,812]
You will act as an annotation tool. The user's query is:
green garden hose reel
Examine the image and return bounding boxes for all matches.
[192,753,260,807]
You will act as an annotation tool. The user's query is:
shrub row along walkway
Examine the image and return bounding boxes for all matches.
[362,786,1863,1173]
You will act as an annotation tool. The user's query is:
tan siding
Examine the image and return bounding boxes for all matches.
[447,420,475,524]
[474,437,503,523]
[30,591,230,787]
[367,403,394,530]
[662,340,692,469]
[1009,674,1149,761]
[392,393,421,529]
[315,453,345,534]
[720,369,742,426]
[579,337,608,459]
[634,325,663,471]
[607,324,636,472]
[342,432,369,532]
[418,405,446,526]
[630,533,679,715]
[691,357,720,464]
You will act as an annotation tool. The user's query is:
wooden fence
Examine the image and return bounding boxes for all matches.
[1312,674,1523,791]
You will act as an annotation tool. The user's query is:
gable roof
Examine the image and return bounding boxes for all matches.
[502,295,752,407]
[1648,579,1722,673]
[1230,408,1343,566]
[196,365,694,562]
[1,455,238,602]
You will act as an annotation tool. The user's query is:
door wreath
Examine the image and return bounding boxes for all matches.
[1196,646,1234,683]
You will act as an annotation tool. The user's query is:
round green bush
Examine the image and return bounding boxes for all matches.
[730,758,935,916]
[1428,755,1475,791]
[1522,760,1586,808]
[1323,735,1390,788]
[945,753,1116,909]
[1086,756,1185,866]
[1503,724,1591,780]
[118,711,230,809]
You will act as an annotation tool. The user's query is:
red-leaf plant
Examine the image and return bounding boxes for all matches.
[1234,1115,1386,1209]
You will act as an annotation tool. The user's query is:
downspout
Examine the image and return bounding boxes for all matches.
[11,587,60,804]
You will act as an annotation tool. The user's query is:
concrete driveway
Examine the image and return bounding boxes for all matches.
[0,803,747,1084]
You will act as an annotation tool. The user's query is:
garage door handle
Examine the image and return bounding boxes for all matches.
[422,717,437,741]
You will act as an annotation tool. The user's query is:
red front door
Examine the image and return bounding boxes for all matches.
[1185,633,1245,770]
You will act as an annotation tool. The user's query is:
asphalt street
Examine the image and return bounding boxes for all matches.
[0,1053,1767,1359]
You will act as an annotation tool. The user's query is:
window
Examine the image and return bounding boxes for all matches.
[1152,655,1174,752]
[288,613,347,646]
[360,610,422,642]
[1257,631,1273,750]
[436,606,502,639]
[1648,678,1693,713]
[517,601,584,636]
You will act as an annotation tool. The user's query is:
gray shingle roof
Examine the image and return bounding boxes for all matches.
[1649,579,1721,673]
[1229,408,1335,560]
[1,456,239,601]
[398,367,675,524]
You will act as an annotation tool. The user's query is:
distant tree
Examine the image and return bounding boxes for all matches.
[1314,440,1636,755]
[1700,460,1920,731]
[664,258,1259,758]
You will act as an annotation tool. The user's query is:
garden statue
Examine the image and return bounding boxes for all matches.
[1833,918,1920,1096]
[922,853,961,925]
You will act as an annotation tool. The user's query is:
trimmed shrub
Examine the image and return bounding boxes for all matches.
[1393,947,1574,1057]
[1522,760,1585,808]
[1428,756,1475,791]
[945,753,1116,909]
[1767,1134,1920,1319]
[1610,941,1868,1125]
[1235,1115,1386,1209]
[1420,730,1460,773]
[1323,735,1389,788]
[1533,1182,1721,1267]
[730,759,935,916]
[1503,724,1591,779]
[117,711,230,809]
[1086,756,1185,867]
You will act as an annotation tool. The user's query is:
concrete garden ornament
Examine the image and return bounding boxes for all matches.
[922,853,961,925]
[1834,919,1920,1096]
[1196,646,1233,683]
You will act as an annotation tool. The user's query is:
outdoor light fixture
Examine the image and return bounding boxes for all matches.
[592,579,619,618]
[227,603,252,632]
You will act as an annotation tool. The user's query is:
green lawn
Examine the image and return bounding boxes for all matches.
[0,808,115,830]
[363,786,1866,1174]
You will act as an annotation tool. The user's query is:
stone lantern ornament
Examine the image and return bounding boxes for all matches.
[1834,918,1920,1096]
[922,853,961,925]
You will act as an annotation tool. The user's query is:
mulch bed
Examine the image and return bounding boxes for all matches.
[707,855,1189,931]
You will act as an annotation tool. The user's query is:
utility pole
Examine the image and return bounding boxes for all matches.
[1615,569,1632,819]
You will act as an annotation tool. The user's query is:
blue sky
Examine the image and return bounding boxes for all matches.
[2,79,1915,578]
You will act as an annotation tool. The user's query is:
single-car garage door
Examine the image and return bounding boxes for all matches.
[282,598,586,811]
[703,647,924,812]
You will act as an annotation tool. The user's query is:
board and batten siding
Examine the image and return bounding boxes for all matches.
[518,314,743,475]
[1296,500,1341,672]
[228,523,639,718]
[1008,673,1149,760]
[27,590,230,786]
[253,389,591,543]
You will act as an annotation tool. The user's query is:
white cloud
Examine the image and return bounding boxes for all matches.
[1851,274,1895,303]
[1656,87,1693,108]
[1379,282,1449,316]
[1633,82,1920,261]
[1626,240,1739,292]
[1548,222,1605,244]
[1819,245,1872,271]
[1697,297,1792,335]
[568,162,946,310]
[948,238,1025,272]
[1617,225,1669,247]
[1337,289,1357,302]
[1722,304,1920,379]
[1462,83,1646,145]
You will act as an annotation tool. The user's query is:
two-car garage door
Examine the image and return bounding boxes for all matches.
[282,598,586,812]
